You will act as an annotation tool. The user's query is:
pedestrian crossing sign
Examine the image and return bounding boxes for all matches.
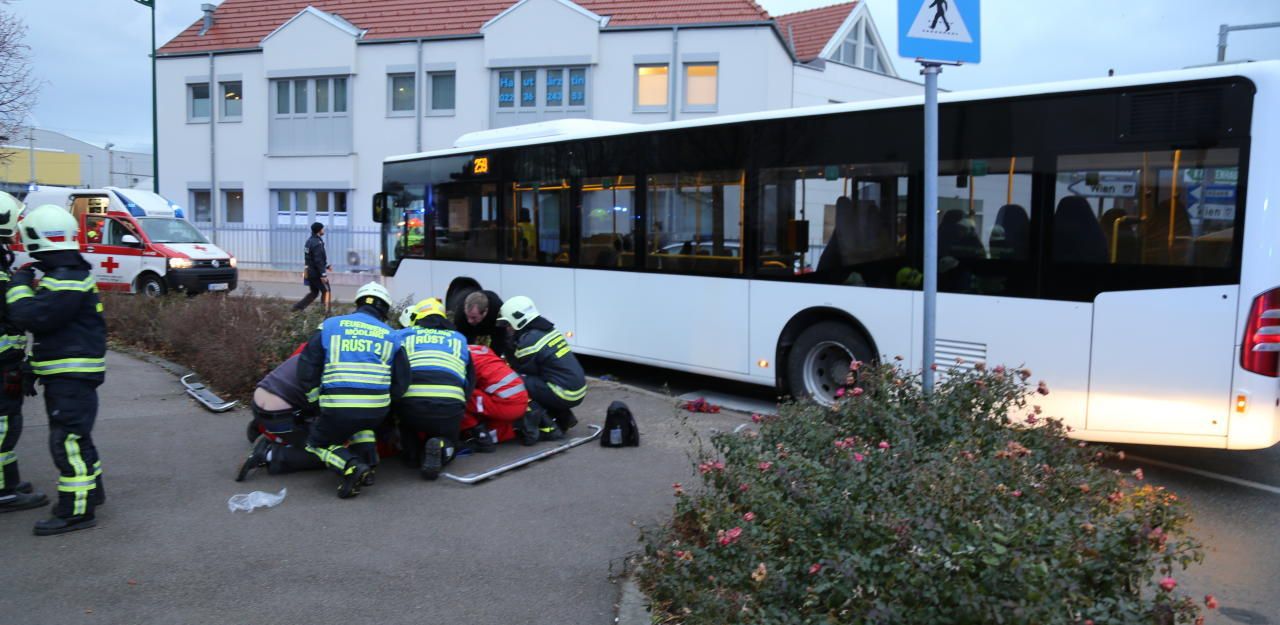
[898,0,981,63]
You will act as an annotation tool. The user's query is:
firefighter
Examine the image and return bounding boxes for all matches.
[459,343,530,448]
[393,298,474,480]
[0,192,45,513]
[499,296,587,441]
[236,352,325,482]
[297,282,408,499]
[7,204,107,535]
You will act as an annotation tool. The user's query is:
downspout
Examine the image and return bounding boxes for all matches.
[669,26,680,122]
[209,51,218,243]
[416,38,424,153]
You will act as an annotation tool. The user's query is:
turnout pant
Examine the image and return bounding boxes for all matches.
[397,400,463,465]
[44,378,102,518]
[251,405,324,474]
[0,390,23,495]
[523,375,586,415]
[305,408,384,475]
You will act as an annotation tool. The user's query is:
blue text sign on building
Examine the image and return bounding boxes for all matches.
[898,0,981,63]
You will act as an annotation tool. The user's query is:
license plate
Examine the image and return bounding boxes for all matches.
[208,283,229,291]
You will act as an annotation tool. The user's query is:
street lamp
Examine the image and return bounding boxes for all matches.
[86,153,95,188]
[105,142,114,187]
[132,0,158,192]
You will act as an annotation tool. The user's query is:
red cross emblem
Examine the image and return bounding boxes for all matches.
[101,257,120,274]
[193,245,207,251]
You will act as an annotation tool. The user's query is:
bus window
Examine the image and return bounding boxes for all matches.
[935,157,1035,295]
[433,182,499,262]
[580,176,636,268]
[1053,149,1239,268]
[758,163,907,287]
[647,170,744,276]
[508,180,570,265]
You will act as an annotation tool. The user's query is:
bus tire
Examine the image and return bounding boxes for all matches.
[785,321,873,406]
[136,273,167,297]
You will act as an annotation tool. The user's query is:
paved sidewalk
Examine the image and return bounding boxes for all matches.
[0,351,746,625]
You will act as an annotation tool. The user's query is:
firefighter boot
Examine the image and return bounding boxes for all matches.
[34,513,96,536]
[515,406,545,446]
[463,426,497,454]
[551,408,578,433]
[337,460,372,499]
[0,489,48,513]
[420,437,446,481]
[236,436,271,482]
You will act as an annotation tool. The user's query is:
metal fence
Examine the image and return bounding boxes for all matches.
[194,225,383,274]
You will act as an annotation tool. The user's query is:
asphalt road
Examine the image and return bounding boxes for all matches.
[0,351,747,625]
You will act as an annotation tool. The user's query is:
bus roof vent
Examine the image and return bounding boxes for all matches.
[1119,88,1223,143]
[453,119,640,149]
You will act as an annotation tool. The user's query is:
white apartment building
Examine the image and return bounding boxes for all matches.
[156,0,918,269]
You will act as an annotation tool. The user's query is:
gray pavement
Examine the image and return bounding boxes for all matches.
[0,351,746,625]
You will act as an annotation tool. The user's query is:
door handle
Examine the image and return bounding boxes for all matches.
[86,246,95,253]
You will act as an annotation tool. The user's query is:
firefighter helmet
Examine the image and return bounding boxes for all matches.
[0,191,22,239]
[398,297,446,327]
[498,295,539,331]
[20,204,80,253]
[354,282,393,311]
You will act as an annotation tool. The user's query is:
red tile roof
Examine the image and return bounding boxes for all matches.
[775,1,856,62]
[159,0,773,54]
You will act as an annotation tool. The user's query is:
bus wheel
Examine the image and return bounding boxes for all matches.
[786,321,873,406]
[137,273,167,297]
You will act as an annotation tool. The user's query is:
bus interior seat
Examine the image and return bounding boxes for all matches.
[1141,197,1192,265]
[939,209,986,260]
[989,204,1030,260]
[1053,196,1108,263]
[1100,208,1140,264]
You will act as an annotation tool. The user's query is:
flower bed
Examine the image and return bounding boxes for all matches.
[639,363,1212,624]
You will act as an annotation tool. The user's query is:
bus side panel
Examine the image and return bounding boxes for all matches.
[919,293,1093,433]
[429,260,502,309]
[1226,355,1280,450]
[388,259,441,306]
[1088,287,1235,438]
[747,281,913,383]
[500,265,575,340]
[575,270,749,375]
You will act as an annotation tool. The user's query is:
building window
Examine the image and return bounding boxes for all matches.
[545,69,564,107]
[684,63,718,111]
[294,79,309,114]
[498,71,515,108]
[635,65,669,111]
[273,190,349,227]
[429,71,456,113]
[568,68,587,107]
[223,189,244,223]
[189,83,210,122]
[388,73,415,115]
[220,81,242,120]
[276,81,290,114]
[520,70,538,108]
[270,77,352,154]
[190,189,212,223]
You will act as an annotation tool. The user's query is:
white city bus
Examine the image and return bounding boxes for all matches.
[375,61,1280,450]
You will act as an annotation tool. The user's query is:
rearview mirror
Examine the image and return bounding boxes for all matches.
[121,234,141,246]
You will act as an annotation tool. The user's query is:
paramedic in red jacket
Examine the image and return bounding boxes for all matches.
[459,344,529,449]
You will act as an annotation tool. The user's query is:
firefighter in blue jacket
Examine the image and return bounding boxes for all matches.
[499,296,587,441]
[394,298,475,480]
[297,282,408,498]
[7,204,108,535]
[0,192,44,514]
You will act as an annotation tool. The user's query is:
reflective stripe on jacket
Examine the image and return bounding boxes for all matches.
[7,254,106,384]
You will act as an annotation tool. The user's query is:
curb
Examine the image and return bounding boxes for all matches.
[614,564,652,625]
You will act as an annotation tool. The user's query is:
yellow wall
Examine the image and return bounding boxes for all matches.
[0,149,81,186]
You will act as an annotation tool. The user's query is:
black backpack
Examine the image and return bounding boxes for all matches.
[601,401,640,447]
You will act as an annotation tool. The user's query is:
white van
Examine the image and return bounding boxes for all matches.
[16,187,238,295]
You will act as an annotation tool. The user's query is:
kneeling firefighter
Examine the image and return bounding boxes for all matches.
[393,298,475,480]
[236,352,326,482]
[8,204,108,535]
[499,296,587,442]
[297,282,408,499]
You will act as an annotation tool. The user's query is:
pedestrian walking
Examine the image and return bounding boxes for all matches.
[292,221,331,313]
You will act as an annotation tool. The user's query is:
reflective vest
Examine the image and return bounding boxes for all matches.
[318,312,396,411]
[397,325,470,404]
[0,271,27,367]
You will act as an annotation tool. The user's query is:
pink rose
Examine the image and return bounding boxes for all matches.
[738,483,750,493]
[1159,577,1177,592]
[851,387,864,397]
[751,413,763,423]
[672,482,685,496]
[835,388,846,398]
[1133,468,1144,481]
[743,512,756,522]
[1204,595,1219,609]
[853,452,865,462]
[878,441,890,450]
[849,360,861,371]
[1011,490,1022,498]
[808,563,822,575]
[758,461,773,472]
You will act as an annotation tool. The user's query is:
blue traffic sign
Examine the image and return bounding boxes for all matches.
[898,0,981,63]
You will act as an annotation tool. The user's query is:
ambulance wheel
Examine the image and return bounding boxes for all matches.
[785,321,873,407]
[137,273,167,297]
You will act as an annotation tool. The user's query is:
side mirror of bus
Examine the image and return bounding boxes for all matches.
[373,193,388,224]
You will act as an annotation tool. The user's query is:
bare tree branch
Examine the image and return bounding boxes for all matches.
[0,0,38,166]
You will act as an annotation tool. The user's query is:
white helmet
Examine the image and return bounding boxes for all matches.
[354,282,393,311]
[20,204,80,253]
[498,295,539,331]
[0,191,22,239]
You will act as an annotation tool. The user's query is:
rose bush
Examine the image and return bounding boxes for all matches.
[639,363,1207,625]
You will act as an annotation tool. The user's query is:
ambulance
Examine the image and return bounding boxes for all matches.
[15,187,238,296]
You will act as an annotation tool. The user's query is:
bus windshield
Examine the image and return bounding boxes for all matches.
[136,217,209,244]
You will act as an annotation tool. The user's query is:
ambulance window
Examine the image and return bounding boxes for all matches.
[85,215,106,244]
[107,220,136,246]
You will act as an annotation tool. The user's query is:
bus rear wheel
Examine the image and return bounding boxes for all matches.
[786,321,873,406]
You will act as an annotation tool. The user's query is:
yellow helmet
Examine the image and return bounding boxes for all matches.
[399,297,446,327]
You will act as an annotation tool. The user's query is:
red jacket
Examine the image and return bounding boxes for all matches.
[466,345,528,419]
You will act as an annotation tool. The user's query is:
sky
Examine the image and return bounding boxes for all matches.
[11,0,1280,153]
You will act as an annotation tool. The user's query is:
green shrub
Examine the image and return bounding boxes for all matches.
[639,363,1207,625]
[102,290,338,401]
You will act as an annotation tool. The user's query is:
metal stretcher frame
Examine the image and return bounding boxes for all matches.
[181,373,239,412]
[443,424,602,484]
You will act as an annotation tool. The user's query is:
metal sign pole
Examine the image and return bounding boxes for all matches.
[921,62,940,394]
